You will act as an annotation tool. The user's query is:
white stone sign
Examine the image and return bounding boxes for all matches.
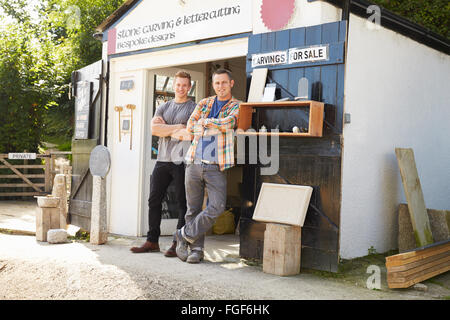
[108,0,252,55]
[288,45,329,63]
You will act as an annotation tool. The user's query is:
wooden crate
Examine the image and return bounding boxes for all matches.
[386,240,450,288]
[263,223,302,276]
[237,100,324,137]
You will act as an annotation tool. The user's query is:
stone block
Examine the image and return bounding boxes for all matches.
[47,229,68,244]
[428,209,450,242]
[398,204,450,252]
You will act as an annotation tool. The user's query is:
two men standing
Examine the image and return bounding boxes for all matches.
[132,68,240,264]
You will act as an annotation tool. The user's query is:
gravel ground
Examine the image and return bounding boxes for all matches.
[1,232,448,300]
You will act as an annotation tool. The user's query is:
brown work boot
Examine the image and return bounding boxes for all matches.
[130,241,160,253]
[164,241,177,257]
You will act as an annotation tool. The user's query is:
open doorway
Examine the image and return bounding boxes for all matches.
[140,56,247,239]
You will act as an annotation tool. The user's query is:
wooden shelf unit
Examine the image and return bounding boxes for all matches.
[237,100,324,137]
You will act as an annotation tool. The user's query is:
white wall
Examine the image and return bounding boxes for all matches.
[252,0,341,34]
[106,67,148,236]
[340,14,450,259]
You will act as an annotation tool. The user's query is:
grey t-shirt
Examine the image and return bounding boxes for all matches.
[154,99,196,163]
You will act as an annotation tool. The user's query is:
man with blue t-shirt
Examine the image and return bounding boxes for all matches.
[175,69,241,264]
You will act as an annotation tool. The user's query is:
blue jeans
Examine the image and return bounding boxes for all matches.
[183,163,227,249]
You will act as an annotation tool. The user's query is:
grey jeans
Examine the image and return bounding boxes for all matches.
[183,163,227,249]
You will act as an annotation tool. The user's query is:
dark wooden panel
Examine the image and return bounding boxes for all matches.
[69,199,92,231]
[321,21,340,44]
[275,29,290,50]
[242,21,346,272]
[69,199,92,218]
[338,20,347,43]
[289,27,306,47]
[301,246,338,272]
[71,139,96,202]
[69,62,102,231]
[239,218,266,260]
[305,24,322,45]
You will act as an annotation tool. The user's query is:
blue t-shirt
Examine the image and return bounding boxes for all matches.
[195,97,229,163]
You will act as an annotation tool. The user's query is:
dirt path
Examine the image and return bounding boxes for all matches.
[1,232,448,300]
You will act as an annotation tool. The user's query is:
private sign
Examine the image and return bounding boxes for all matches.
[8,153,37,160]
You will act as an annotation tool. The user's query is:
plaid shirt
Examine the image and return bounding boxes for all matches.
[185,96,240,171]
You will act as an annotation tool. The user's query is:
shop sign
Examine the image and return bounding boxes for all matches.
[108,0,252,55]
[74,81,92,139]
[251,45,330,68]
[251,51,288,68]
[120,80,134,91]
[288,45,329,63]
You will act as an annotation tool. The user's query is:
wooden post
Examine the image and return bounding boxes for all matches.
[36,207,51,241]
[263,223,302,276]
[44,150,51,193]
[395,148,434,247]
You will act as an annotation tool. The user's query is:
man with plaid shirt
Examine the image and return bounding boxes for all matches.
[175,68,240,263]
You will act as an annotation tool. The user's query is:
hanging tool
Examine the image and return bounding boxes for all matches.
[126,104,136,150]
[114,106,123,142]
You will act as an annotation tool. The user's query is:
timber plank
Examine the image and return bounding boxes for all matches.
[388,254,450,278]
[388,264,450,288]
[387,259,450,283]
[0,183,45,188]
[0,165,45,169]
[385,240,450,267]
[0,174,45,178]
[387,250,450,272]
[0,192,43,197]
[395,148,433,247]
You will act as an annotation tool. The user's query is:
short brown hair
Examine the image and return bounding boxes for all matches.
[175,70,192,83]
[212,68,232,81]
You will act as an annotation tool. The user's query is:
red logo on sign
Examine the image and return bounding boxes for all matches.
[260,0,295,31]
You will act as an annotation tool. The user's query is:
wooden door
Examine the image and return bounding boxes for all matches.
[240,21,347,272]
[69,60,103,231]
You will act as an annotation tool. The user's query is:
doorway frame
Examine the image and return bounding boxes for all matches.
[139,67,205,237]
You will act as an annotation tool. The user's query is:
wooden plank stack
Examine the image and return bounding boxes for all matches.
[386,240,450,288]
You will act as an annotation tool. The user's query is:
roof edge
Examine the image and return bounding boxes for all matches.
[322,0,449,55]
[96,0,141,32]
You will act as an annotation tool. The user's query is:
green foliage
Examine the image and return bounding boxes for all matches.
[368,246,377,255]
[370,0,450,39]
[0,0,125,153]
